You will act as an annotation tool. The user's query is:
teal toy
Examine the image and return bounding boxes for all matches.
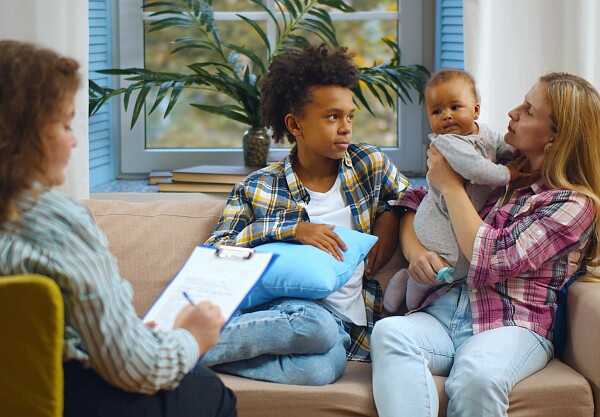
[435,267,454,283]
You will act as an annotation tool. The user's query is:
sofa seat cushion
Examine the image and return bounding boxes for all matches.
[218,362,377,417]
[218,358,592,417]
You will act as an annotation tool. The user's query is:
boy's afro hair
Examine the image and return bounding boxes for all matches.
[260,43,360,144]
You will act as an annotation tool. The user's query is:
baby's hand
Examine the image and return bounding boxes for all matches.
[506,155,529,180]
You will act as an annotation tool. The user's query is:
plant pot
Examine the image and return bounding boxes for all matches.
[243,126,270,167]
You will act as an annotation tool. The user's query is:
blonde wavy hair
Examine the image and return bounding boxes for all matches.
[539,72,600,270]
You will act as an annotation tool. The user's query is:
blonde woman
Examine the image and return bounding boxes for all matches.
[372,72,600,417]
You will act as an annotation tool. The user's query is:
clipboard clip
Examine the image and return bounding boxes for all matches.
[215,245,254,259]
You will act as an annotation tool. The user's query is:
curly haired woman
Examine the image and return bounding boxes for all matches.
[0,40,236,417]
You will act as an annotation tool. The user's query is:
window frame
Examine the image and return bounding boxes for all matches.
[114,0,428,176]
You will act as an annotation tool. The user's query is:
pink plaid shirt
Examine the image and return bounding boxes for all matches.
[400,179,595,339]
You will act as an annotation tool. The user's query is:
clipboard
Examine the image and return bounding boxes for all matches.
[143,245,276,332]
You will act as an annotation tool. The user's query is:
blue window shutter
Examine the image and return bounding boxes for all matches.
[435,0,464,70]
[88,0,115,187]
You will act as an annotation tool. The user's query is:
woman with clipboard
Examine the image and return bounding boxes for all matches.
[0,41,236,417]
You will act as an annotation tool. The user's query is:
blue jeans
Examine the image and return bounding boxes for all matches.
[200,298,351,385]
[371,283,553,417]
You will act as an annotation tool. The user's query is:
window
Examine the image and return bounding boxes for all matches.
[114,0,431,175]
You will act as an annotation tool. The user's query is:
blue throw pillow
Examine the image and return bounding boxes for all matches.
[239,226,378,309]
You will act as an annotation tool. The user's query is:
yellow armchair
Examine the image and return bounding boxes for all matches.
[0,274,64,417]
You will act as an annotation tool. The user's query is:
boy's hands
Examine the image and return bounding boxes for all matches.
[367,211,399,276]
[506,155,530,180]
[296,221,347,261]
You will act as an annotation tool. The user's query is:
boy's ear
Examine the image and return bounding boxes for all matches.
[285,114,302,137]
[474,103,481,120]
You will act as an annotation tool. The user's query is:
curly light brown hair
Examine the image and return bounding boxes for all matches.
[260,43,360,144]
[0,40,80,223]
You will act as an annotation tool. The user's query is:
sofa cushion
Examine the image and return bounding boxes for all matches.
[241,227,378,308]
[83,199,226,316]
[218,359,592,417]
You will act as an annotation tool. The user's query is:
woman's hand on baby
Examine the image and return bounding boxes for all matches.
[174,301,225,358]
[296,221,347,261]
[505,155,530,180]
[426,144,463,195]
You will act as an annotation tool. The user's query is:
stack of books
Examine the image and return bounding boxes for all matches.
[150,165,256,193]
[148,171,172,185]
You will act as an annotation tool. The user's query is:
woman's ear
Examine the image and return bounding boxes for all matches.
[544,137,555,154]
[285,114,302,138]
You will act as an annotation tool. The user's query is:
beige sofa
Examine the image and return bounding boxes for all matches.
[83,197,599,417]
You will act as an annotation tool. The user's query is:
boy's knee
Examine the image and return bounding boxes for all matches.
[284,351,347,386]
[283,302,340,352]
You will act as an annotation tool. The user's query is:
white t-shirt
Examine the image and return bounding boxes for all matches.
[304,176,367,326]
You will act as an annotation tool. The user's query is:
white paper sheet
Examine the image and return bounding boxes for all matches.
[143,246,273,332]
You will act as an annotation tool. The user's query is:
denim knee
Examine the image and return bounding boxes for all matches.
[445,359,508,416]
[372,317,414,354]
[278,300,341,353]
[279,343,348,385]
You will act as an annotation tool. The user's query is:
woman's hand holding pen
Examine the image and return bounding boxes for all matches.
[174,299,225,358]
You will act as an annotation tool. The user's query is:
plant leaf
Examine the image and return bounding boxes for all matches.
[317,0,354,12]
[280,0,298,20]
[223,42,267,75]
[190,103,252,125]
[148,81,173,115]
[131,82,154,128]
[251,0,281,42]
[236,14,271,54]
[164,81,186,118]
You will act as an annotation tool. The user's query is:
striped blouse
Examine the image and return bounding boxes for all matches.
[0,190,199,394]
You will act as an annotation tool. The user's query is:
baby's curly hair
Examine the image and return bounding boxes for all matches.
[426,68,480,103]
[260,43,360,144]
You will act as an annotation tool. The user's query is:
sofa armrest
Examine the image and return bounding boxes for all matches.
[562,280,600,417]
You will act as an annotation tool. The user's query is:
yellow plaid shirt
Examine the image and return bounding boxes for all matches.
[206,142,409,361]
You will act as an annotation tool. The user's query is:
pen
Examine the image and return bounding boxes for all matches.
[182,291,196,305]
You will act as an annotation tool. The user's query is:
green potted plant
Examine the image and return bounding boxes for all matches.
[89,0,430,167]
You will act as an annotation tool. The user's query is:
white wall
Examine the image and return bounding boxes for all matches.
[0,0,89,199]
[464,0,600,134]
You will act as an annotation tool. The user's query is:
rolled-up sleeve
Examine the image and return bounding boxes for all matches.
[469,191,595,287]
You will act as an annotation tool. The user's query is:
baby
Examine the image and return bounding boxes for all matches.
[384,68,525,312]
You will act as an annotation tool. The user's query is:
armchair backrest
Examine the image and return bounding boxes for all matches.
[0,274,64,417]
